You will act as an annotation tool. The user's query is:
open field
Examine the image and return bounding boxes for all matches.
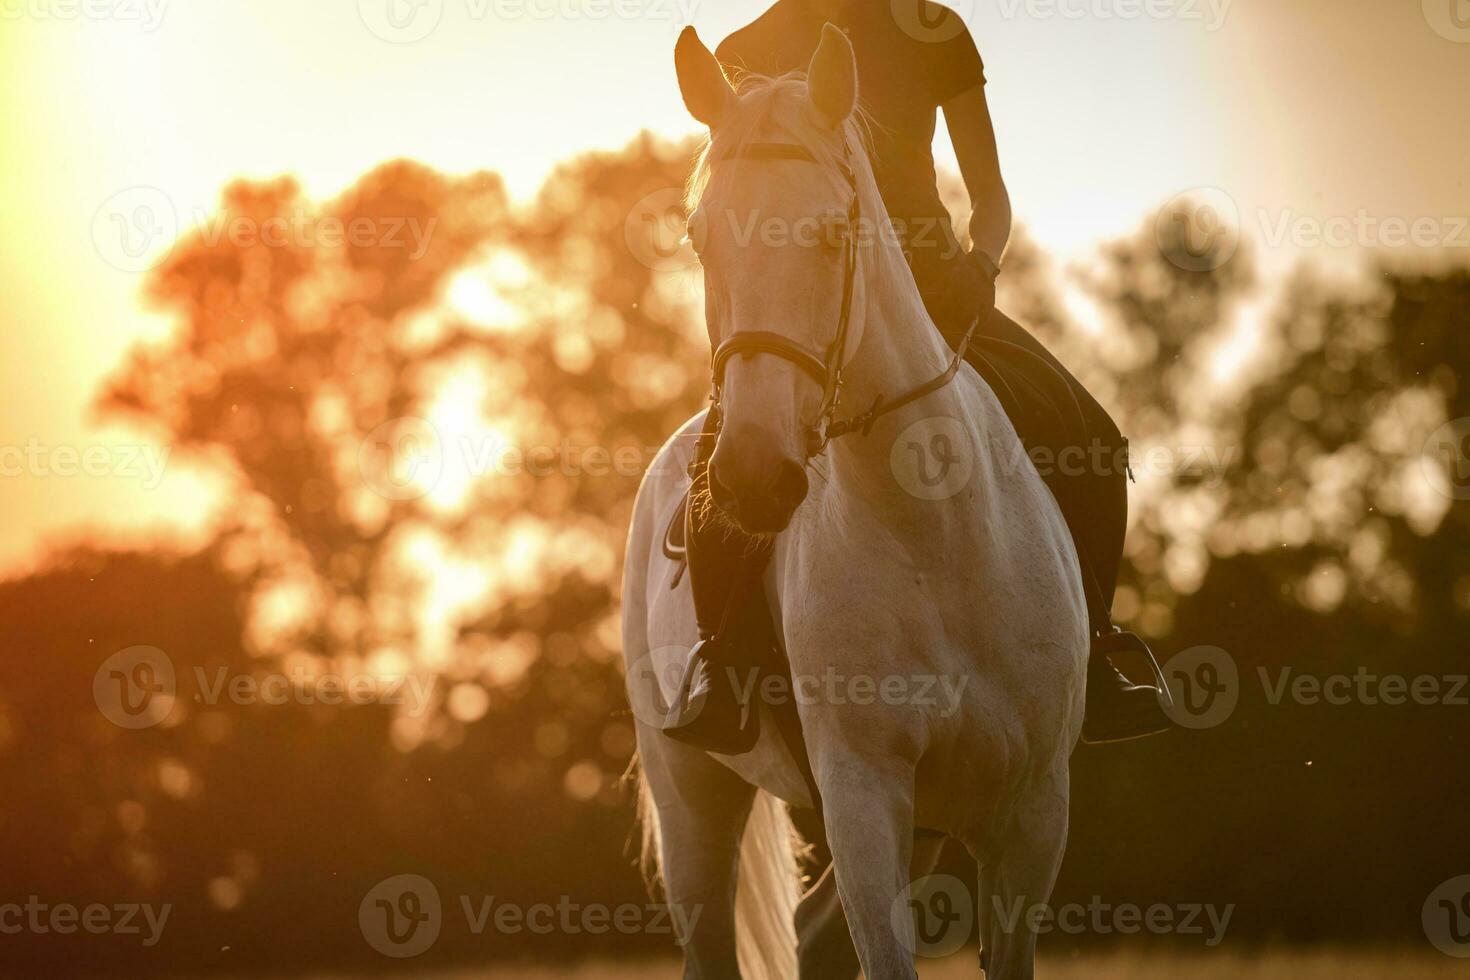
[303,948,1465,979]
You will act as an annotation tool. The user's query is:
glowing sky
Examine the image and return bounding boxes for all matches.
[1,0,1467,573]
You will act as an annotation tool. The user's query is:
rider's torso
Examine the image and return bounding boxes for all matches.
[715,0,986,313]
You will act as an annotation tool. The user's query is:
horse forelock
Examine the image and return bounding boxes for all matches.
[682,71,925,338]
[684,72,877,216]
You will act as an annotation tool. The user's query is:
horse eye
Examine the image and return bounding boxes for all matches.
[684,208,709,255]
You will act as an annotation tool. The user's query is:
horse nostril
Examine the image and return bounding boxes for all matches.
[708,461,740,517]
[771,459,809,511]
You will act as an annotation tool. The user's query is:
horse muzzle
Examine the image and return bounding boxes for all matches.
[708,423,809,534]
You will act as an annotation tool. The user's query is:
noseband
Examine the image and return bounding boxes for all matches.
[706,140,976,459]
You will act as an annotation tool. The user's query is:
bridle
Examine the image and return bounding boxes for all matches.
[706,139,977,459]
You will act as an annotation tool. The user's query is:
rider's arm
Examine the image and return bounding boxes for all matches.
[942,84,1012,273]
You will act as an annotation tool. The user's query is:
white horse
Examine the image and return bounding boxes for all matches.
[622,25,1087,980]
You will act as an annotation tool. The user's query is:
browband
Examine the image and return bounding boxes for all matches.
[722,141,857,186]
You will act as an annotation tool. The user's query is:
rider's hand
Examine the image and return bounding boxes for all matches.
[930,245,1000,347]
[967,247,1000,326]
[946,246,993,334]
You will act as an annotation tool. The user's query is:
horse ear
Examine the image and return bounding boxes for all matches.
[806,22,857,129]
[675,27,733,128]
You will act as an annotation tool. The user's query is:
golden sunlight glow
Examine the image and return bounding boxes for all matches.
[446,249,533,332]
[1209,300,1267,385]
[423,359,505,512]
[1060,283,1105,336]
[1,1,1467,571]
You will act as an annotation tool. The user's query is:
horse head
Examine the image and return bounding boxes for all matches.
[676,24,869,534]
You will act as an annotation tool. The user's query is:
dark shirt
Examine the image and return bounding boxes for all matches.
[716,0,985,308]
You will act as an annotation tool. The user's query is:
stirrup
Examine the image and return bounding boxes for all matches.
[1080,629,1175,745]
[1094,628,1173,706]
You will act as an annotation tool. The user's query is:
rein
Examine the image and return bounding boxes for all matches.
[707,140,976,458]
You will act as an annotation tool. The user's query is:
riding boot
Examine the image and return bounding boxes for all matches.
[661,411,774,755]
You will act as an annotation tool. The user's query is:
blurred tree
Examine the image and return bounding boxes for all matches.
[3,136,1465,975]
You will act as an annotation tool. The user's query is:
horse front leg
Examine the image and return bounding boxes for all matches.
[638,726,756,980]
[973,770,1070,980]
[795,832,949,980]
[812,749,922,980]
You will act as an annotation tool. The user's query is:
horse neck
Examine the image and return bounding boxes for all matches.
[822,205,977,493]
[853,241,955,396]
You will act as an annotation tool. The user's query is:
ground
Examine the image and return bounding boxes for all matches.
[307,948,1464,978]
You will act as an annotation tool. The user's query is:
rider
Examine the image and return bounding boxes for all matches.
[714,0,1173,742]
